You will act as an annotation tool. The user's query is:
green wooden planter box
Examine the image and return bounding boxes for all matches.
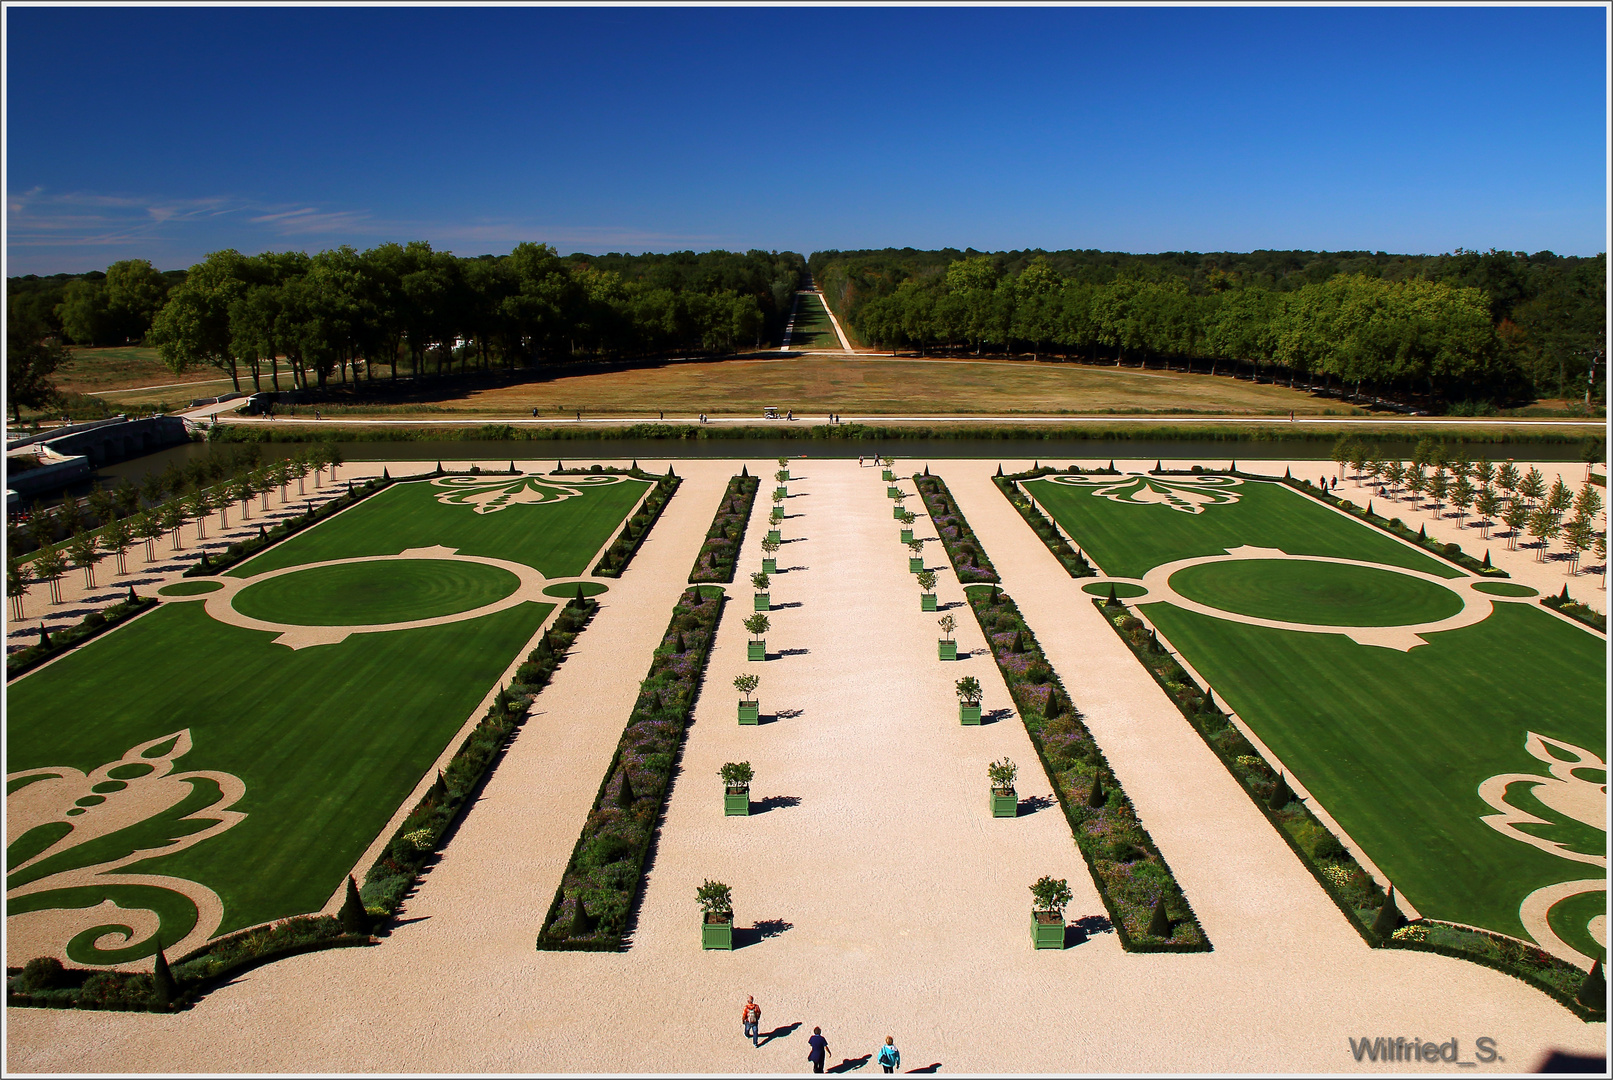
[767,529,781,544]
[938,639,957,661]
[725,788,751,816]
[703,917,734,950]
[959,702,981,725]
[780,471,791,480]
[892,506,904,520]
[748,640,766,661]
[992,789,1017,817]
[761,558,777,573]
[1032,913,1065,949]
[753,593,769,611]
[885,485,899,498]
[910,557,924,572]
[738,700,759,724]
[900,528,914,544]
[921,593,937,612]
[882,469,894,481]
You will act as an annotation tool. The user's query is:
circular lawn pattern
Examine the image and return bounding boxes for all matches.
[1082,581,1147,598]
[233,559,520,627]
[1169,559,1464,628]
[159,580,225,596]
[1472,580,1539,598]
[542,580,609,598]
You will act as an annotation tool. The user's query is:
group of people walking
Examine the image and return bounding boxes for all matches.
[742,996,901,1072]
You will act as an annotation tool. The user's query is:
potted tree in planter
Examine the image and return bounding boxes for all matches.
[1030,875,1072,949]
[775,467,790,487]
[751,570,771,611]
[735,673,760,724]
[760,536,780,574]
[767,507,783,545]
[698,879,734,950]
[882,458,895,482]
[907,538,925,573]
[917,569,939,612]
[938,614,958,660]
[744,612,770,661]
[721,761,754,816]
[988,757,1018,818]
[956,675,982,724]
[899,509,917,545]
[777,456,790,479]
[892,492,907,520]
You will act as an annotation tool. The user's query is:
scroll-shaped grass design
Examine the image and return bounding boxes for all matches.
[538,586,727,951]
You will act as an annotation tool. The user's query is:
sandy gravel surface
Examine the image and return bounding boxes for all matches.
[5,458,1603,1073]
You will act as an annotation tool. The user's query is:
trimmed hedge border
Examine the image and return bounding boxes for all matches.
[1095,595,1600,1019]
[581,466,681,577]
[965,585,1208,952]
[1542,592,1607,633]
[361,595,600,917]
[912,471,998,584]
[690,471,760,583]
[183,473,400,577]
[1163,466,1511,578]
[994,465,1098,577]
[7,594,158,682]
[538,585,726,951]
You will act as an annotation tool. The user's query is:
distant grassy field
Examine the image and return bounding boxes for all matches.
[305,356,1360,421]
[789,292,844,351]
[52,346,234,397]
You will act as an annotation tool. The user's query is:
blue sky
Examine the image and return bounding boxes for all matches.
[5,5,1607,273]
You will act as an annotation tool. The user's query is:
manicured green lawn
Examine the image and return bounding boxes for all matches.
[1169,559,1464,626]
[1143,600,1604,953]
[233,475,650,579]
[7,600,551,943]
[233,559,519,626]
[1027,476,1460,580]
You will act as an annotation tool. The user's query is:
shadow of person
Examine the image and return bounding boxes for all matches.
[828,1053,872,1072]
[905,1064,944,1074]
[757,1021,802,1047]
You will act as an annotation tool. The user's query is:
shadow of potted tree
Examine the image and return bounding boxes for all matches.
[744,612,770,661]
[735,673,760,724]
[751,570,771,611]
[956,674,982,724]
[917,569,938,612]
[938,614,958,660]
[722,761,753,816]
[989,757,1018,818]
[699,879,734,950]
[1031,875,1072,949]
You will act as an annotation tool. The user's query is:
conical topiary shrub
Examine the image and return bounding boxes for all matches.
[1147,896,1171,938]
[1106,584,1118,606]
[1365,501,1373,516]
[1044,692,1062,720]
[570,897,592,936]
[1202,689,1216,714]
[574,583,586,606]
[616,769,635,808]
[1559,585,1571,602]
[676,631,687,653]
[996,464,1003,477]
[1576,959,1604,1009]
[1417,524,1426,540]
[740,465,748,477]
[1284,467,1291,479]
[152,946,177,1007]
[1482,550,1491,568]
[1012,630,1026,653]
[1086,771,1106,808]
[1372,885,1401,940]
[339,875,368,934]
[1268,772,1293,810]
[39,625,50,647]
[428,769,447,803]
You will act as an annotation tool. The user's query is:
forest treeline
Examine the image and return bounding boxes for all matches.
[7,244,805,400]
[809,247,1606,410]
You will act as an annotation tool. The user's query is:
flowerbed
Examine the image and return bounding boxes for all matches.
[1097,596,1598,1017]
[1542,592,1607,633]
[913,472,998,583]
[7,593,158,681]
[965,585,1208,952]
[184,474,397,577]
[690,472,760,583]
[994,466,1096,577]
[361,595,600,916]
[538,586,726,951]
[590,467,681,578]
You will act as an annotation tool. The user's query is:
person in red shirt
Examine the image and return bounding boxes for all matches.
[742,996,761,1047]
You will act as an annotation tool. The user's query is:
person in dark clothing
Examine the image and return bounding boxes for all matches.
[807,1027,828,1073]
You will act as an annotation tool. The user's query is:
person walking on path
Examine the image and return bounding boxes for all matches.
[807,1026,829,1073]
[742,996,761,1047]
[878,1036,900,1073]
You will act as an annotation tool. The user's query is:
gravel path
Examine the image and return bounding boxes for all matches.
[5,458,1603,1073]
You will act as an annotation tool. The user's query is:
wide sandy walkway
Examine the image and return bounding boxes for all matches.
[5,460,1603,1072]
